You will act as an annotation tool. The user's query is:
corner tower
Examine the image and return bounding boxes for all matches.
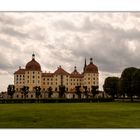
[25,53,42,91]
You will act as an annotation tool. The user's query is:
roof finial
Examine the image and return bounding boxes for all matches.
[74,66,77,72]
[32,53,35,60]
[90,57,93,64]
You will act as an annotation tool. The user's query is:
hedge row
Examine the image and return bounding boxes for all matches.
[0,98,113,104]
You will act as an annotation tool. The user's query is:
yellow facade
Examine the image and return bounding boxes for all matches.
[14,54,99,95]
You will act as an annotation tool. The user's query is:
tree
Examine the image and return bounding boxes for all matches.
[47,86,53,98]
[21,86,29,99]
[7,85,15,98]
[75,86,81,99]
[103,77,120,101]
[59,85,65,98]
[91,85,99,98]
[117,79,124,98]
[34,86,41,99]
[120,67,138,102]
[132,69,140,97]
[83,86,88,98]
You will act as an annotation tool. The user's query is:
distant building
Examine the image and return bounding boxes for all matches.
[13,54,99,98]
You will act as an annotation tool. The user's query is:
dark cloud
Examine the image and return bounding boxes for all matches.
[52,17,140,74]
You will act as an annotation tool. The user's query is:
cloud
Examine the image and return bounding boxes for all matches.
[0,26,29,39]
[0,12,140,91]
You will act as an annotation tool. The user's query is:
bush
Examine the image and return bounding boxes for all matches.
[0,98,113,104]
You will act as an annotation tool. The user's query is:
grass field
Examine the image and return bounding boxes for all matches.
[0,102,140,128]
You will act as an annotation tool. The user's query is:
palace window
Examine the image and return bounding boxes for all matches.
[33,76,35,79]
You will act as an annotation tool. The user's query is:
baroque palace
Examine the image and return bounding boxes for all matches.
[13,54,99,98]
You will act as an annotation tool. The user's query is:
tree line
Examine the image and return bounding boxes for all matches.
[103,67,140,102]
[7,85,99,99]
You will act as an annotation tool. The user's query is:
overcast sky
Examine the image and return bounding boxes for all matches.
[0,12,140,91]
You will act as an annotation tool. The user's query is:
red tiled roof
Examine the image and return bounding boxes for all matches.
[42,73,53,77]
[85,63,98,73]
[54,66,69,75]
[25,58,41,71]
[70,74,83,78]
[71,70,79,75]
[14,69,25,74]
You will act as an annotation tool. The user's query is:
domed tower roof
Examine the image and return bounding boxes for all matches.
[71,66,79,75]
[70,66,84,78]
[85,58,98,73]
[25,54,41,71]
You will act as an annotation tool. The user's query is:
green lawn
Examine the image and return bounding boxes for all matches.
[0,102,140,128]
